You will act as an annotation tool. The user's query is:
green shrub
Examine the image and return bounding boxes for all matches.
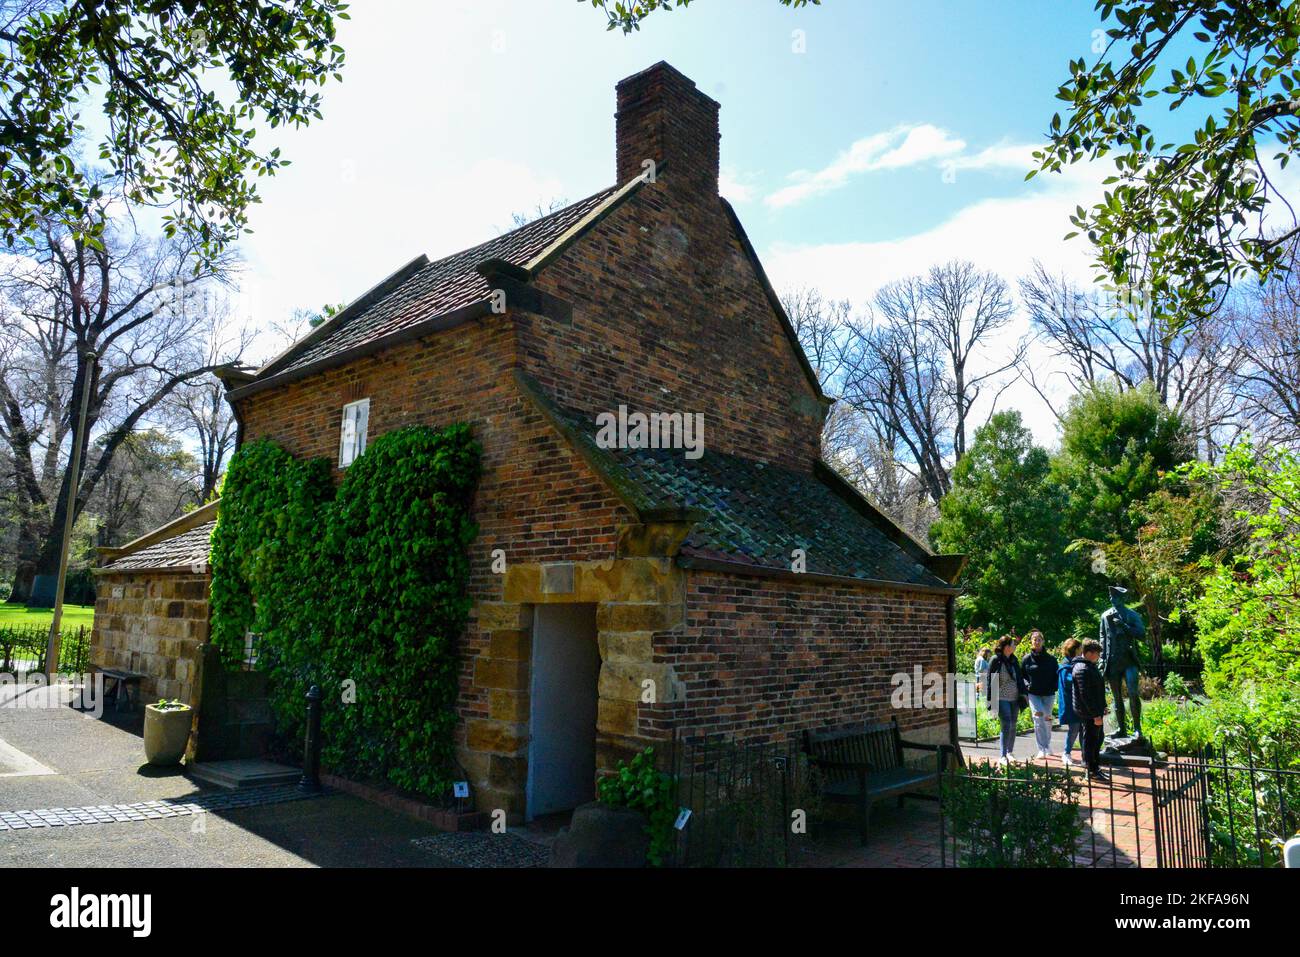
[596,747,678,866]
[942,762,1084,867]
[1185,444,1300,699]
[1163,672,1189,698]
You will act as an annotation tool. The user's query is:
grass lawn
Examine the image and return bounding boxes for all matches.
[0,601,95,632]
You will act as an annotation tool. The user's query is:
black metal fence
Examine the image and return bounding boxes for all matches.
[942,744,1300,869]
[1141,660,1204,684]
[940,761,1154,868]
[1150,749,1210,867]
[664,734,815,867]
[0,623,90,675]
[1155,743,1300,868]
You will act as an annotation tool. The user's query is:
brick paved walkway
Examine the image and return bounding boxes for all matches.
[796,741,1181,868]
[966,751,1163,868]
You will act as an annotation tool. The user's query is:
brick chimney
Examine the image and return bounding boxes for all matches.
[616,62,720,196]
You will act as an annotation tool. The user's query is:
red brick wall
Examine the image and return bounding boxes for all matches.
[520,184,825,473]
[236,322,636,750]
[647,570,952,745]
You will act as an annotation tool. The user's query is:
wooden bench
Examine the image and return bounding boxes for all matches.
[803,717,957,844]
[96,668,146,712]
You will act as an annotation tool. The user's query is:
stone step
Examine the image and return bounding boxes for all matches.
[187,759,300,790]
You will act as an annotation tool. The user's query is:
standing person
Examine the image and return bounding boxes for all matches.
[985,635,1024,764]
[1021,630,1058,759]
[974,647,991,697]
[1057,638,1084,768]
[1071,640,1110,782]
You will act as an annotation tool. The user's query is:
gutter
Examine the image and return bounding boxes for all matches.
[675,553,962,596]
[93,563,210,577]
[945,593,965,766]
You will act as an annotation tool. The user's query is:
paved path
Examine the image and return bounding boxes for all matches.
[964,728,1162,867]
[0,683,459,867]
[799,730,1166,868]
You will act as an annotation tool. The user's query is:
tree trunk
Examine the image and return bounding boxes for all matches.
[1143,593,1164,666]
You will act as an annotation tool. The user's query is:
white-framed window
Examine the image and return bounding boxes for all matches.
[339,398,370,468]
[242,631,260,672]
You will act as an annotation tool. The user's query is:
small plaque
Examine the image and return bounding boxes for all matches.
[453,781,470,799]
[674,808,692,831]
[540,562,575,595]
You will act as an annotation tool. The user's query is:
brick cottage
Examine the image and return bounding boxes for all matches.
[92,62,965,821]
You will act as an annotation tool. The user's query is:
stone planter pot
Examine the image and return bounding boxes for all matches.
[549,802,650,868]
[144,703,193,766]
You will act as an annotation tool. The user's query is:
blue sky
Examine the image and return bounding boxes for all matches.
[228,1,1184,441]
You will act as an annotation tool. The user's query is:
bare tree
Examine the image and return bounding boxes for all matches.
[785,285,939,537]
[922,261,1019,461]
[88,429,201,547]
[173,378,237,502]
[1224,274,1300,448]
[783,286,851,387]
[0,195,247,600]
[1018,260,1242,456]
[834,261,1018,504]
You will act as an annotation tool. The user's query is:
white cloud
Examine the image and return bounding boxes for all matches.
[235,156,567,365]
[765,124,966,208]
[947,141,1039,174]
[719,166,756,203]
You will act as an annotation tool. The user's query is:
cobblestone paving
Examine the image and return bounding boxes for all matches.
[410,831,551,868]
[0,784,323,831]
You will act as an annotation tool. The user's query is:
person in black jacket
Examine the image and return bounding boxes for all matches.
[1071,640,1110,782]
[1021,630,1058,759]
[985,635,1024,763]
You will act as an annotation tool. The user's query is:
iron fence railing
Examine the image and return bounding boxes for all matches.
[1140,660,1204,684]
[943,743,1300,869]
[1169,742,1300,868]
[940,761,1149,868]
[0,622,90,675]
[664,733,816,868]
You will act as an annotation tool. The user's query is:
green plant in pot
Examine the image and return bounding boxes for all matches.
[144,699,192,766]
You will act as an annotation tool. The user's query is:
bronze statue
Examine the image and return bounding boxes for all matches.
[1099,585,1143,738]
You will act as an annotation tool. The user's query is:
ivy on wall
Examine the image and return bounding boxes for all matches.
[208,424,481,799]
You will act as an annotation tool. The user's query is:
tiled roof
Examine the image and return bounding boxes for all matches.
[263,186,621,377]
[619,451,945,587]
[101,521,215,572]
[526,387,948,589]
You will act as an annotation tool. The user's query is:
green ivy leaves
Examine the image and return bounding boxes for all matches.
[208,424,481,800]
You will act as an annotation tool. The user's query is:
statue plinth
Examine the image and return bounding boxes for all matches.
[1100,734,1156,765]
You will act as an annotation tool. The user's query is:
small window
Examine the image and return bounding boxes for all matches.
[339,398,369,468]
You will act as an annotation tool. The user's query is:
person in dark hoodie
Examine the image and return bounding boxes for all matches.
[1021,629,1058,759]
[985,635,1025,764]
[1071,640,1110,782]
[1057,638,1084,768]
